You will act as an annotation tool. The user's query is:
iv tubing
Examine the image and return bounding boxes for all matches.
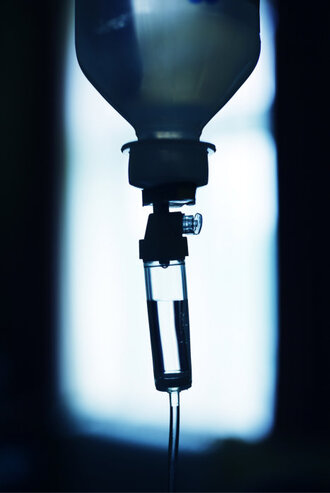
[168,389,180,492]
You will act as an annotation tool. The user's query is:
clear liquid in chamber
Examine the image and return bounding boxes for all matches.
[147,299,192,392]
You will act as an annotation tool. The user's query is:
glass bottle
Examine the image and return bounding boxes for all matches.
[75,0,260,140]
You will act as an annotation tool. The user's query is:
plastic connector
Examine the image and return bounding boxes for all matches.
[182,213,203,235]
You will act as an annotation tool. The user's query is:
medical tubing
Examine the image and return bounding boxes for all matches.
[168,389,180,492]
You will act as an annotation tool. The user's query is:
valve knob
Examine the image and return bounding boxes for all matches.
[182,213,203,235]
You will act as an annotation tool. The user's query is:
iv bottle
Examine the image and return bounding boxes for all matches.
[75,0,260,140]
[144,260,191,391]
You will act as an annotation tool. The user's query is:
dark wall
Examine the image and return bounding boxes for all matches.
[275,1,330,439]
[1,0,330,491]
[1,1,67,490]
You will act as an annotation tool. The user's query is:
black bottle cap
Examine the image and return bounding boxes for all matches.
[122,139,215,191]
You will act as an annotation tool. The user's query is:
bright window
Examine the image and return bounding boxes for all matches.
[60,0,277,451]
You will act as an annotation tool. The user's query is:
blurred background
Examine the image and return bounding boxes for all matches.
[1,0,330,491]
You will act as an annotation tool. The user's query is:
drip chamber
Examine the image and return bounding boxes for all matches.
[144,260,191,392]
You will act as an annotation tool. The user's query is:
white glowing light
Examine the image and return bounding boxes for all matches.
[60,0,277,451]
